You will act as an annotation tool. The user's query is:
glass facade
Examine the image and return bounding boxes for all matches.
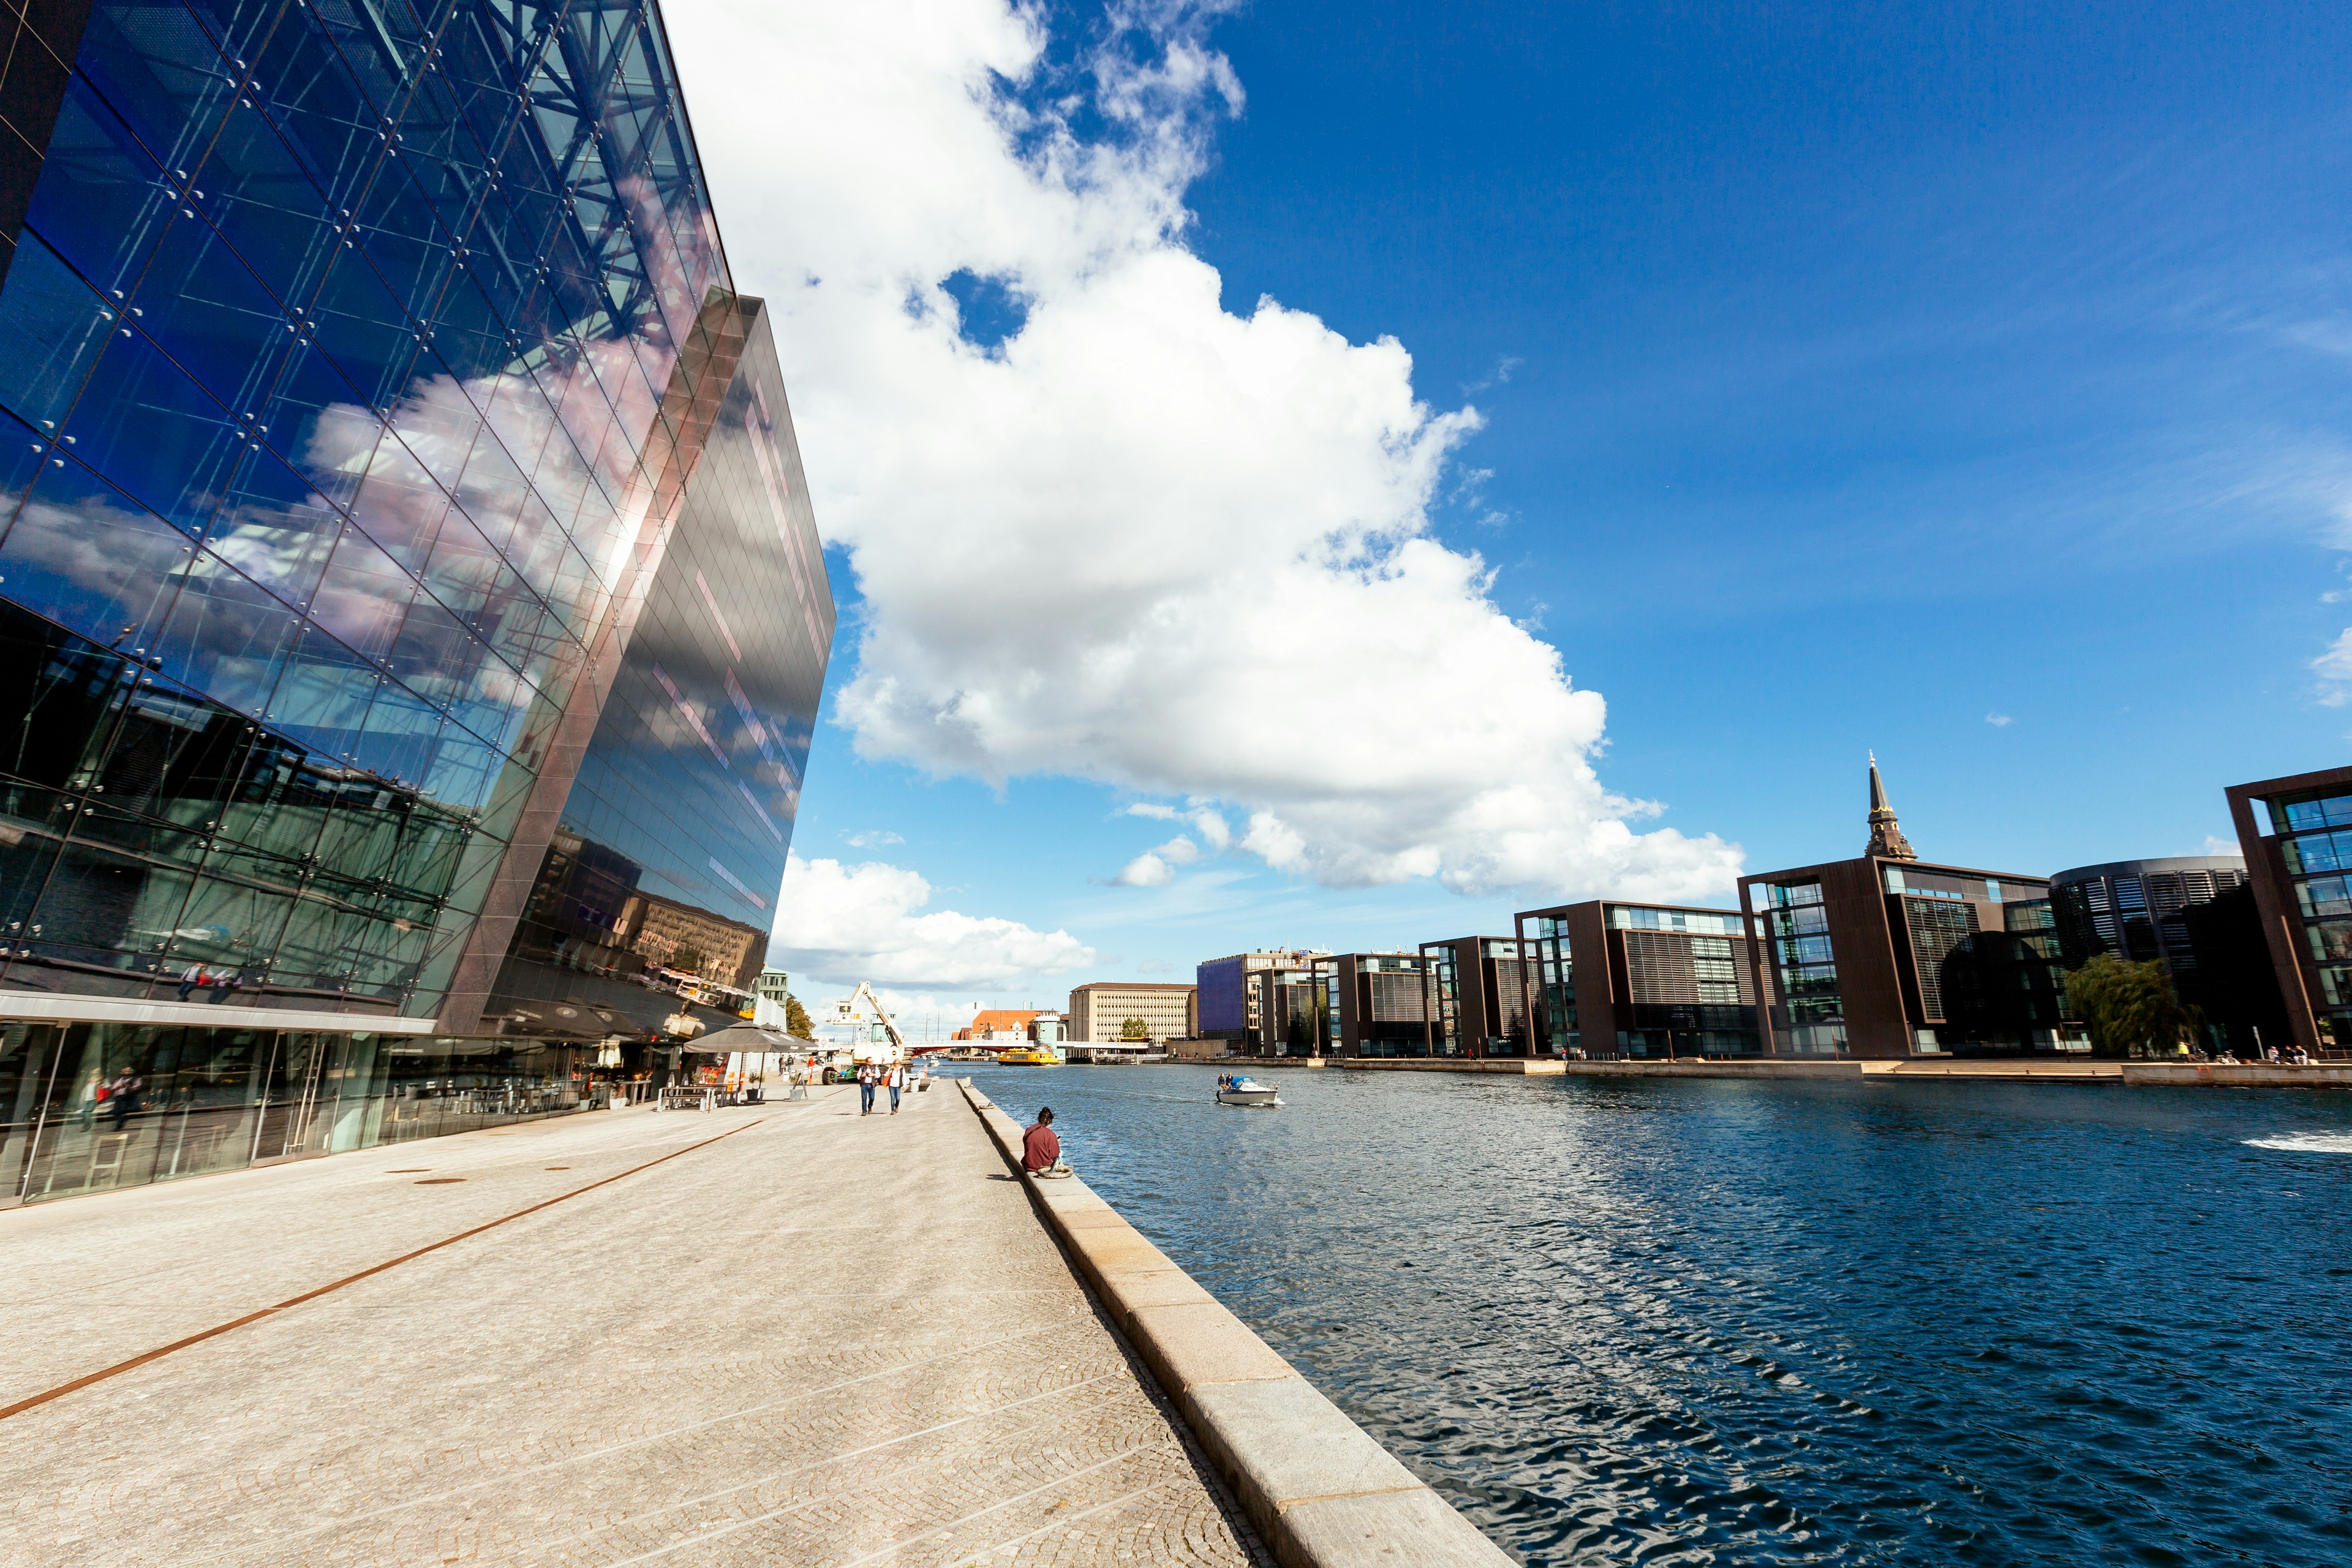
[483,301,829,1044]
[0,1018,585,1202]
[1524,916,1576,1054]
[2271,788,2352,1047]
[0,2,834,1202]
[0,0,744,1016]
[1761,879,1846,1054]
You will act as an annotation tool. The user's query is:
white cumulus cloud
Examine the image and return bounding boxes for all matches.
[1112,852,1175,888]
[771,853,1095,991]
[672,0,1740,903]
[2315,628,2352,705]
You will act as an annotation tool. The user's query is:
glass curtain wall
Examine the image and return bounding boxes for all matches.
[0,0,737,1014]
[1,1020,579,1203]
[2274,790,2352,1047]
[1762,880,1847,1055]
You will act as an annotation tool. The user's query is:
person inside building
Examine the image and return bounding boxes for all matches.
[1022,1106,1063,1175]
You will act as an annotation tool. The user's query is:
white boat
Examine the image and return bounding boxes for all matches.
[1215,1076,1282,1108]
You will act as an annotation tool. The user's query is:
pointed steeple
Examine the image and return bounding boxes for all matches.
[1866,750,1918,861]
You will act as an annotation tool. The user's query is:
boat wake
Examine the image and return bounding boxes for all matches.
[2244,1131,2352,1154]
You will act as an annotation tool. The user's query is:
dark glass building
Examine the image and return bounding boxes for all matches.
[2049,856,2283,1052]
[1418,936,1530,1057]
[0,0,831,1205]
[1738,759,2081,1058]
[1312,951,1430,1057]
[2228,766,2352,1055]
[1510,903,1758,1059]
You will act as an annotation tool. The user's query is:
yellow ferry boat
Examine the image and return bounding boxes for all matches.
[995,1046,1060,1066]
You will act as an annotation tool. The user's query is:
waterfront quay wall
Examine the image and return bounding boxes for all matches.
[1218,1056,2352,1088]
[958,1082,1510,1568]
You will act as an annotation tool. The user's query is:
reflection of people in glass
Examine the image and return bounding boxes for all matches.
[208,969,239,1005]
[107,1069,141,1130]
[178,962,207,1001]
[77,1071,101,1130]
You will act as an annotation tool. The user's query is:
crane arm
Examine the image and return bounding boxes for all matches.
[845,981,908,1052]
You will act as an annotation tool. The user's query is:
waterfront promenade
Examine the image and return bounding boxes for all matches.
[0,1085,1264,1566]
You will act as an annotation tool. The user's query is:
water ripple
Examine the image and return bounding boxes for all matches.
[971,1065,2352,1566]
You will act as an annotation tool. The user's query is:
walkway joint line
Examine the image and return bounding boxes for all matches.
[0,1117,765,1423]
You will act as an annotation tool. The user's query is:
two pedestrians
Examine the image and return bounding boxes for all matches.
[858,1061,878,1115]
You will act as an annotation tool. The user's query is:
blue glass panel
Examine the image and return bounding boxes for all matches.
[203,443,345,610]
[52,320,244,537]
[352,157,456,329]
[347,431,455,576]
[22,77,176,301]
[382,587,481,709]
[307,247,423,413]
[345,677,440,787]
[122,210,293,421]
[382,345,481,496]
[309,521,416,666]
[0,410,53,525]
[0,232,117,435]
[189,92,342,316]
[244,1,389,215]
[263,619,377,761]
[0,448,194,649]
[253,337,374,508]
[177,0,291,73]
[419,722,501,814]
[148,548,303,717]
[398,64,491,238]
[74,1,236,178]
[429,265,511,385]
[450,398,533,548]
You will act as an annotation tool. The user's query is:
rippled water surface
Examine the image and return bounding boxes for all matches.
[965,1064,2352,1566]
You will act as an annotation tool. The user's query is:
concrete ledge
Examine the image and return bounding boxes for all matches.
[959,1081,1511,1568]
[2122,1062,2352,1087]
[1338,1058,1564,1074]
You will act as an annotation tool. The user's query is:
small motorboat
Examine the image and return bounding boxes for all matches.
[1215,1074,1282,1108]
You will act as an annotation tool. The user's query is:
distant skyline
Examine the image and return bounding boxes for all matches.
[669,1,2350,1017]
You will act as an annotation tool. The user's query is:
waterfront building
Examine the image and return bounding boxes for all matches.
[0,0,829,1205]
[953,1008,1042,1042]
[1737,758,2079,1057]
[2049,856,2286,1051]
[1510,903,1760,1058]
[2226,764,2352,1055]
[1312,951,1429,1057]
[1248,962,1323,1056]
[1066,982,1196,1043]
[1195,948,1314,1049]
[1417,937,1531,1057]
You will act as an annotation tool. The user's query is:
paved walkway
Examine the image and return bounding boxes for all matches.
[0,1081,1265,1566]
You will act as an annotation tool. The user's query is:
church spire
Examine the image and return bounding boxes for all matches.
[1866,750,1918,861]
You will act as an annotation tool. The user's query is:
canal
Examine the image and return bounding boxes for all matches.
[963,1063,2352,1566]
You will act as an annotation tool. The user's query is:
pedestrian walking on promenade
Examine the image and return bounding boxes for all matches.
[888,1061,903,1114]
[858,1061,877,1115]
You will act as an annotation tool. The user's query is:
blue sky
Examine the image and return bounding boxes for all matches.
[680,1,2352,1017]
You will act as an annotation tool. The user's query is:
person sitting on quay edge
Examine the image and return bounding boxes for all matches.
[1022,1106,1061,1174]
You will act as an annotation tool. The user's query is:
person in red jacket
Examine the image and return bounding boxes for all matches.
[1022,1107,1060,1174]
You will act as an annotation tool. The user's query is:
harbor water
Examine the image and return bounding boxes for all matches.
[964,1063,2352,1566]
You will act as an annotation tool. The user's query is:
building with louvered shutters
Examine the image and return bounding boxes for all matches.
[1418,936,1534,1057]
[2046,856,2287,1052]
[1310,951,1430,1057]
[1512,903,1759,1058]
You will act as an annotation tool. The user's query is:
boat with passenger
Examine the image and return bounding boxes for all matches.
[1214,1073,1281,1108]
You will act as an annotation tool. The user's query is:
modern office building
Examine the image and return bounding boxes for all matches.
[1738,758,2078,1057]
[1417,937,1531,1057]
[1313,951,1430,1057]
[0,0,831,1205]
[2228,765,2352,1055]
[2049,856,2283,1050]
[1066,982,1196,1043]
[1510,903,1760,1058]
[1248,962,1323,1056]
[1196,947,1314,1048]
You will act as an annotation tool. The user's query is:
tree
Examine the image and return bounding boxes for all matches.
[670,944,704,974]
[2065,955,2191,1058]
[784,994,815,1039]
[1119,1016,1152,1041]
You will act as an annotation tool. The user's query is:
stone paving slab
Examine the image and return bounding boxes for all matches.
[0,1082,1267,1566]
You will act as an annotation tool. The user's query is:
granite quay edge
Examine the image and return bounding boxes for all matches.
[957,1080,1513,1568]
[1232,1057,2352,1088]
